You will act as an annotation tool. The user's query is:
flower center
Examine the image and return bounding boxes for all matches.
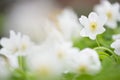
[106,11,112,20]
[78,65,87,73]
[13,47,19,53]
[57,50,65,59]
[21,43,27,51]
[49,10,62,32]
[38,66,50,76]
[90,22,97,31]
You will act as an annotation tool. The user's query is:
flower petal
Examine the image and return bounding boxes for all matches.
[80,28,87,37]
[79,15,89,27]
[88,12,98,22]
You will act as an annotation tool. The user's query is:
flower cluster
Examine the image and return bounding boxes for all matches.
[0,0,120,80]
[94,0,120,29]
[0,30,101,79]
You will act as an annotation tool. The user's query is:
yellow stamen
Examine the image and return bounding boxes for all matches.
[21,43,27,51]
[78,65,87,73]
[106,11,112,20]
[57,50,64,59]
[38,66,50,76]
[90,22,97,31]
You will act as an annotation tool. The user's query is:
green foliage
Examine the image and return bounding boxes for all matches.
[93,57,120,80]
[73,37,97,49]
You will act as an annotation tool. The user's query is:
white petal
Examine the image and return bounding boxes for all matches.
[97,27,105,34]
[112,3,119,11]
[76,48,101,74]
[112,3,120,21]
[88,12,98,22]
[111,39,120,48]
[98,15,107,26]
[79,15,89,27]
[114,49,120,56]
[112,34,120,40]
[117,13,120,21]
[89,34,96,40]
[80,28,87,37]
[106,21,117,29]
[0,38,13,50]
[8,55,18,68]
[10,30,16,38]
[102,0,111,8]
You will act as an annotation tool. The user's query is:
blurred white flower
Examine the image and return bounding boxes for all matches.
[79,12,106,40]
[55,8,82,41]
[4,0,61,43]
[111,39,120,56]
[25,35,67,76]
[5,0,81,43]
[74,48,101,74]
[52,41,80,73]
[112,34,120,40]
[94,0,120,29]
[41,25,66,45]
[0,53,18,69]
[27,50,64,77]
[0,30,34,56]
[27,34,80,74]
[0,54,10,79]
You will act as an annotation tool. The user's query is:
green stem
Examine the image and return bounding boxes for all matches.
[94,46,118,62]
[96,36,101,47]
[18,56,23,70]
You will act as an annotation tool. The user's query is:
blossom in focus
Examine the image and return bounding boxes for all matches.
[111,39,120,56]
[94,0,120,29]
[79,12,106,40]
[0,30,34,56]
[74,48,101,74]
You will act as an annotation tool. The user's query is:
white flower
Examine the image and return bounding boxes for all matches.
[5,3,81,43]
[27,37,80,74]
[27,51,63,77]
[79,12,106,40]
[112,34,120,40]
[26,39,71,77]
[0,53,18,68]
[54,8,82,41]
[0,30,34,56]
[0,54,10,79]
[4,1,62,43]
[52,41,80,73]
[111,39,120,55]
[74,48,101,74]
[0,53,18,79]
[94,0,120,29]
[41,26,66,45]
